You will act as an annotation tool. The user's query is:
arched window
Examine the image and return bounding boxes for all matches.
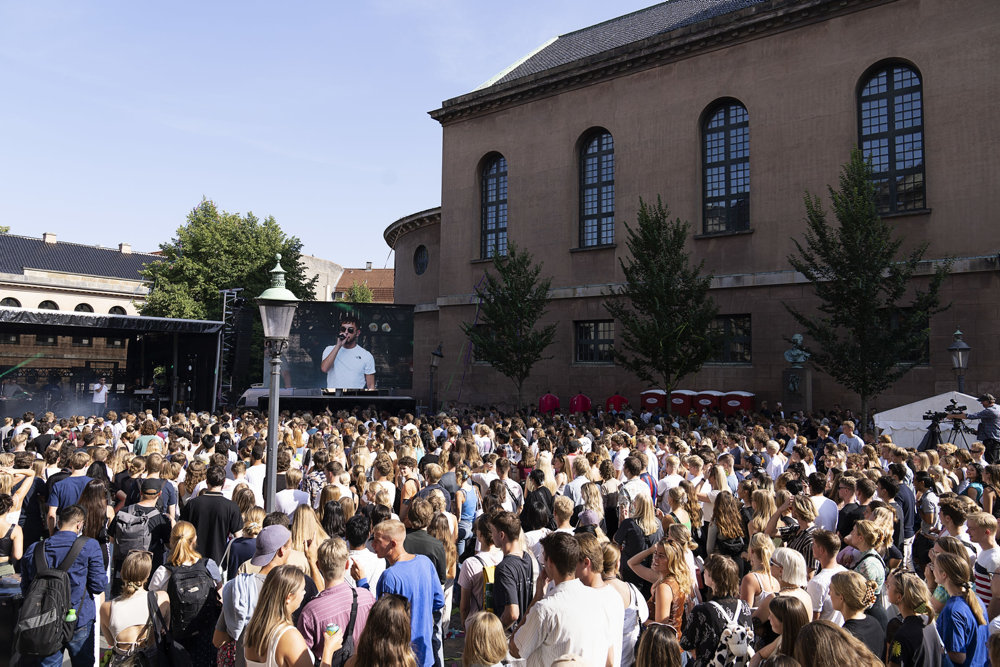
[74,303,94,313]
[0,298,21,307]
[109,306,127,315]
[38,300,58,310]
[480,153,508,259]
[579,129,615,247]
[702,100,750,234]
[858,62,925,213]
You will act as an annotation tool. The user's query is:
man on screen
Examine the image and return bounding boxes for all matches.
[320,315,376,389]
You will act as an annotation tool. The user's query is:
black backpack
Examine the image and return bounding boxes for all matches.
[14,536,89,656]
[326,587,358,667]
[166,559,219,636]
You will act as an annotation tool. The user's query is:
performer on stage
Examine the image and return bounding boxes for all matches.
[320,315,375,389]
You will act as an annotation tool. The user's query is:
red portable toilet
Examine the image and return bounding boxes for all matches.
[669,389,696,414]
[732,391,756,413]
[640,389,668,412]
[721,391,750,415]
[695,390,723,412]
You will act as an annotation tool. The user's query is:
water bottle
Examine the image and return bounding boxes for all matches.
[325,623,340,637]
[65,608,77,623]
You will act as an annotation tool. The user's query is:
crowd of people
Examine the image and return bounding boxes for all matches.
[1,394,1000,667]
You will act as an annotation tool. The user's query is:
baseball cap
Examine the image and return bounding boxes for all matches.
[980,394,996,403]
[140,478,164,494]
[578,510,600,527]
[250,525,291,566]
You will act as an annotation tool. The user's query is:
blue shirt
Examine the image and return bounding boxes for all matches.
[21,531,108,630]
[967,405,1000,442]
[937,595,988,667]
[48,475,92,508]
[376,555,445,667]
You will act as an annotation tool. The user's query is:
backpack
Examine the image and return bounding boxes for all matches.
[473,555,496,614]
[166,559,219,636]
[115,505,160,557]
[708,599,754,667]
[14,536,89,657]
[326,587,358,667]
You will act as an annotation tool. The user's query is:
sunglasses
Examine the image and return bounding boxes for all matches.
[340,327,356,333]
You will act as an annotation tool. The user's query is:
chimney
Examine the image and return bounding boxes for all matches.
[42,232,57,244]
[119,242,132,254]
[365,261,372,271]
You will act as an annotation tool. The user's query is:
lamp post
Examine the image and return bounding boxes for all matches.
[948,329,971,393]
[429,343,443,414]
[256,255,299,512]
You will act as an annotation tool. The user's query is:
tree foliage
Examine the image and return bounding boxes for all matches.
[140,199,316,320]
[0,225,9,233]
[604,197,719,400]
[787,149,951,419]
[461,244,556,408]
[342,281,374,303]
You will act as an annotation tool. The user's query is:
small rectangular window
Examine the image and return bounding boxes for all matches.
[106,337,126,348]
[72,336,93,347]
[708,315,752,364]
[35,334,57,346]
[574,320,614,364]
[0,333,19,345]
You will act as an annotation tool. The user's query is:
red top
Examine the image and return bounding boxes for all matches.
[538,393,560,413]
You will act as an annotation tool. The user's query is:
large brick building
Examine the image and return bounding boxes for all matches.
[387,0,1000,412]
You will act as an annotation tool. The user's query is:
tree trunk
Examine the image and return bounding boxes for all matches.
[860,394,869,434]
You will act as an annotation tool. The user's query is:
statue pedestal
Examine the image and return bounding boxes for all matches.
[782,368,812,413]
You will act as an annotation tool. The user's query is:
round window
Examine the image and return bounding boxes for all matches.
[413,245,429,276]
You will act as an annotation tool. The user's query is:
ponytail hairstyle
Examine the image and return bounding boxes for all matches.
[934,552,986,625]
[831,570,878,612]
[887,569,935,621]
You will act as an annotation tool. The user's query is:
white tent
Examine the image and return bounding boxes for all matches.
[873,391,980,448]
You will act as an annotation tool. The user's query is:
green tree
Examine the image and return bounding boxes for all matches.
[341,281,374,303]
[141,199,316,321]
[461,244,556,408]
[604,197,719,405]
[787,149,951,421]
[0,225,9,233]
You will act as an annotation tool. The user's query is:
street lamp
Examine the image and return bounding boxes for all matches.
[429,343,443,414]
[948,329,971,393]
[256,255,299,512]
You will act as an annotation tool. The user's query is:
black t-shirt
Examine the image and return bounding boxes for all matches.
[494,551,533,626]
[886,614,927,667]
[179,491,242,566]
[43,469,71,504]
[403,528,447,584]
[896,485,917,538]
[438,471,459,497]
[614,518,663,596]
[844,614,885,660]
[110,503,172,566]
[838,502,865,539]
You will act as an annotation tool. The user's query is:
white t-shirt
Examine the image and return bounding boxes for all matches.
[322,344,375,389]
[92,383,109,404]
[806,565,846,624]
[513,579,617,667]
[349,547,386,592]
[589,583,625,667]
[275,488,310,517]
[244,464,267,507]
[812,495,840,533]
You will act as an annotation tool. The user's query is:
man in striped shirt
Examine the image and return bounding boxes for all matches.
[968,512,1000,613]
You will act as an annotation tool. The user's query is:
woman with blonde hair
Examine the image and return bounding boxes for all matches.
[615,493,664,599]
[885,568,934,667]
[461,611,506,667]
[740,532,779,610]
[748,489,777,538]
[760,547,813,618]
[845,519,889,625]
[149,521,222,662]
[660,485,691,531]
[793,620,884,667]
[289,505,329,586]
[244,564,341,667]
[224,506,266,581]
[627,537,690,632]
[830,570,884,659]
[100,550,170,662]
[932,551,989,667]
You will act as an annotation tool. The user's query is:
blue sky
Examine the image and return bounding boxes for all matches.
[0,1,654,268]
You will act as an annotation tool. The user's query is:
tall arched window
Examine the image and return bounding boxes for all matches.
[480,153,508,259]
[858,62,925,213]
[702,100,750,234]
[0,298,21,307]
[74,303,94,313]
[579,129,615,247]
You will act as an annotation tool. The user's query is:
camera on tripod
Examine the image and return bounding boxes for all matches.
[923,398,966,422]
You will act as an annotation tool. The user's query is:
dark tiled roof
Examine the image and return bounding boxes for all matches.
[486,0,768,88]
[0,234,162,281]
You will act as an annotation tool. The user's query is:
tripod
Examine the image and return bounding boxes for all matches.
[941,418,975,450]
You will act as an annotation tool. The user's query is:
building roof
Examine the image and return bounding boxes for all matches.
[0,233,161,281]
[336,267,395,303]
[482,0,767,89]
